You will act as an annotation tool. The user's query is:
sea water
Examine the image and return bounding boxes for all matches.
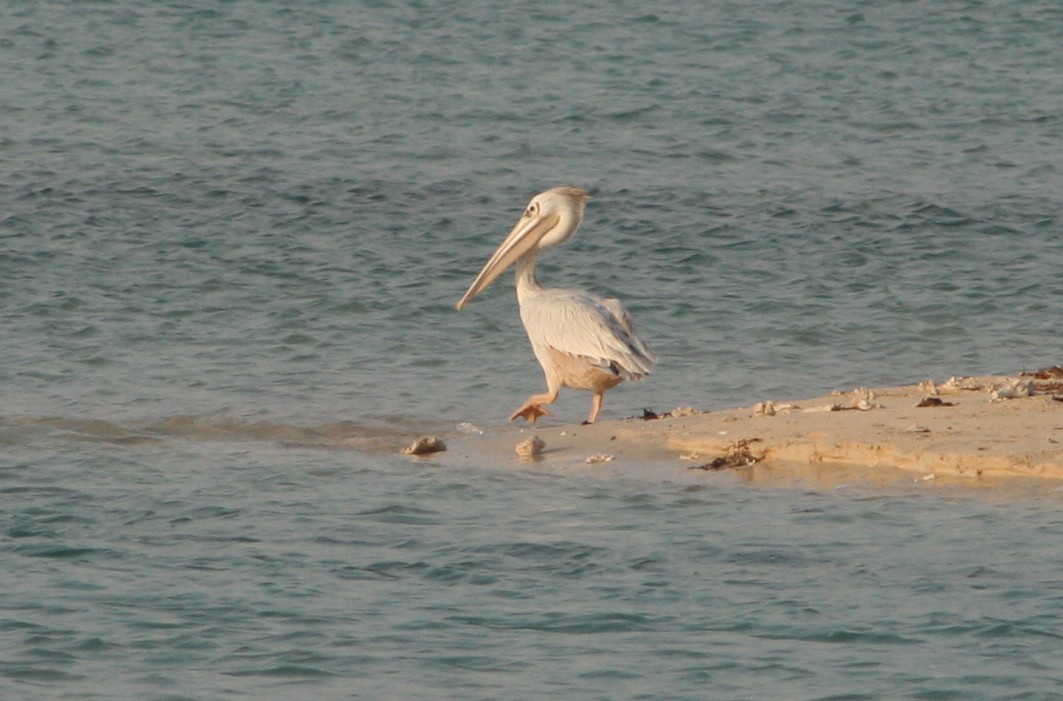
[2,1,1062,698]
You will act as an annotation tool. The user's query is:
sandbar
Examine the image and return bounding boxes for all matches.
[429,371,1063,486]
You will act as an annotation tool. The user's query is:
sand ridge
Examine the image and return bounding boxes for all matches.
[435,372,1063,483]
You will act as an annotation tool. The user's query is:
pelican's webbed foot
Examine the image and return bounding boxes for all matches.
[510,403,552,424]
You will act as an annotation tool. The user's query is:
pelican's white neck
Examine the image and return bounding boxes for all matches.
[514,251,543,304]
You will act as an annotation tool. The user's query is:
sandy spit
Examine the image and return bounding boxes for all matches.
[435,373,1063,485]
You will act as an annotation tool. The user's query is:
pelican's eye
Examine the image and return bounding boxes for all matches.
[524,202,539,218]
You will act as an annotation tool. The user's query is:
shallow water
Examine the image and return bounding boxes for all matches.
[2,1,1063,698]
[5,441,1063,700]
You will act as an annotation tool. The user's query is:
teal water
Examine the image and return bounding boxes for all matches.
[2,1,1063,698]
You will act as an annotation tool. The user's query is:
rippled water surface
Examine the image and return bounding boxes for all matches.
[2,1,1062,698]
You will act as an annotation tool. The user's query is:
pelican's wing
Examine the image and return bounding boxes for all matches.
[520,288,656,380]
[598,296,656,367]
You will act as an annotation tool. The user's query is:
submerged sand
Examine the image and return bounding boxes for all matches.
[424,371,1063,486]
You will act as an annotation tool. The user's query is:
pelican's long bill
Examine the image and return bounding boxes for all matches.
[455,211,560,310]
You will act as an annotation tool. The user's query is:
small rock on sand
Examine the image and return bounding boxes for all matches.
[515,435,545,459]
[402,436,447,455]
[991,379,1034,401]
[752,401,776,417]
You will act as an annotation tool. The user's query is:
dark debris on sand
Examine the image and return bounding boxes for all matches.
[1022,365,1063,394]
[917,397,956,407]
[689,438,764,471]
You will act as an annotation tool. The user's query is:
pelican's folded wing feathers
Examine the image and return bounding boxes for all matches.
[520,288,656,380]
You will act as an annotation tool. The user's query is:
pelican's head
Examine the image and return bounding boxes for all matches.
[456,186,589,310]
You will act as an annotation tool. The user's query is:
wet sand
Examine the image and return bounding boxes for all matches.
[428,372,1063,486]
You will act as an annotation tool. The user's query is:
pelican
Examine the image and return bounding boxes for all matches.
[456,186,656,424]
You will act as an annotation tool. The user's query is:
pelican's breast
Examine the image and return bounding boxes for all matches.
[537,345,625,392]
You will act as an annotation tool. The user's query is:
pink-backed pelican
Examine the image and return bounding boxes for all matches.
[456,186,656,424]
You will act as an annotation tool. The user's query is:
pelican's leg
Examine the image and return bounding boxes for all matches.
[509,373,561,424]
[509,393,556,423]
[584,391,605,425]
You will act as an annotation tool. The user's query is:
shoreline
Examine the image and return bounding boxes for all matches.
[425,371,1063,485]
